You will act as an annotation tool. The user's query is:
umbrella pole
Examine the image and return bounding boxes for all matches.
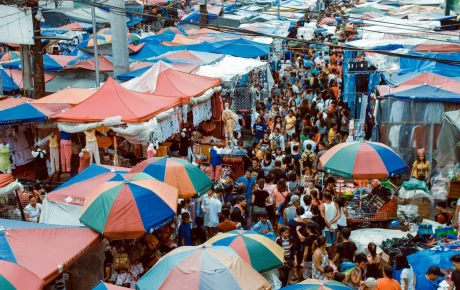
[14,190,26,221]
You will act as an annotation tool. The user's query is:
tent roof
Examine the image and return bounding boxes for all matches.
[45,77,97,93]
[151,50,224,65]
[1,69,55,91]
[0,97,33,111]
[55,78,182,123]
[0,219,101,284]
[411,43,460,52]
[0,103,70,126]
[67,56,113,72]
[121,62,221,103]
[33,88,96,105]
[118,61,198,81]
[377,84,460,102]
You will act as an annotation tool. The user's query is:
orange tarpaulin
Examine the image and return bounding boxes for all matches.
[56,22,85,31]
[32,88,96,105]
[54,78,181,123]
[0,174,14,188]
[0,97,33,111]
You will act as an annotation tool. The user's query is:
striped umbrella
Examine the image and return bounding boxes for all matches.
[92,281,126,290]
[128,33,141,43]
[205,230,284,273]
[319,141,408,179]
[79,172,178,239]
[136,245,272,290]
[131,157,213,198]
[0,51,20,62]
[0,261,43,290]
[282,279,351,290]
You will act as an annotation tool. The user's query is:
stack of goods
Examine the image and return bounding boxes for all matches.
[381,235,424,263]
[335,179,355,200]
[397,204,420,224]
[432,163,459,202]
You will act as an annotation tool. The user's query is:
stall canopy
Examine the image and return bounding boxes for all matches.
[45,77,97,93]
[377,73,460,102]
[148,50,224,65]
[32,88,97,105]
[434,110,460,166]
[56,22,85,31]
[0,97,33,111]
[0,218,102,284]
[411,43,460,52]
[0,103,70,126]
[2,55,78,71]
[1,69,55,92]
[55,78,181,123]
[41,164,129,226]
[117,62,199,81]
[67,55,113,72]
[122,62,221,103]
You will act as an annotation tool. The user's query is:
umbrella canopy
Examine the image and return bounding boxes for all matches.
[320,17,338,24]
[0,97,33,111]
[0,261,44,290]
[92,281,126,290]
[319,141,408,179]
[131,157,213,198]
[348,6,384,14]
[1,52,20,62]
[205,230,284,273]
[32,88,96,105]
[136,245,272,290]
[1,69,55,92]
[0,219,101,284]
[282,279,351,289]
[80,172,178,239]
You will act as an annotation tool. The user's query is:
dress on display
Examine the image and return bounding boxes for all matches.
[0,144,11,172]
[32,148,49,180]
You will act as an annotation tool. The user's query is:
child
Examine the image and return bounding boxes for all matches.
[275,226,296,287]
[252,210,275,238]
[348,253,368,290]
[324,265,334,281]
[191,216,207,245]
[334,272,347,285]
[178,212,193,246]
[449,254,460,289]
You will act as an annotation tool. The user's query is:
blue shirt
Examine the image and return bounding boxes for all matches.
[178,222,193,246]
[236,176,256,203]
[304,60,314,69]
[60,131,71,141]
[416,275,439,290]
[266,101,272,111]
[252,220,273,234]
[210,148,222,166]
[311,68,320,76]
[253,123,267,140]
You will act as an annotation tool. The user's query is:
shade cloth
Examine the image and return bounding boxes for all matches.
[0,97,33,111]
[55,78,181,123]
[0,103,70,126]
[32,88,96,105]
[0,260,44,290]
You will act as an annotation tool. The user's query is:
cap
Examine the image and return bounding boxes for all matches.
[301,211,313,219]
[427,266,444,277]
[289,195,300,205]
[363,278,377,289]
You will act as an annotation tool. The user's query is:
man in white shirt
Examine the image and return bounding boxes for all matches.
[270,127,285,152]
[302,133,317,152]
[204,188,222,237]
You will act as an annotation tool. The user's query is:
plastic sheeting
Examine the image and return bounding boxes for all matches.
[434,110,460,166]
[350,228,412,253]
[408,250,457,278]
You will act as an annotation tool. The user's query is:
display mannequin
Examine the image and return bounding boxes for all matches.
[221,103,235,147]
[411,148,430,184]
[49,132,60,173]
[0,139,11,173]
[147,143,157,159]
[209,146,223,182]
[60,131,72,173]
[32,146,49,180]
[84,129,100,164]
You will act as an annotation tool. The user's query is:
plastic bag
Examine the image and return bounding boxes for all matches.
[397,204,420,223]
[401,178,429,192]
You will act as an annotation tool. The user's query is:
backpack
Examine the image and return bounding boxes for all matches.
[114,253,130,270]
[304,152,313,168]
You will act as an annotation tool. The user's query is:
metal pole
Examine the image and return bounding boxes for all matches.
[277,0,280,19]
[444,0,452,16]
[222,0,224,16]
[91,2,100,87]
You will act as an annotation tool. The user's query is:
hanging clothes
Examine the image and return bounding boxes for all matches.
[32,148,49,181]
[0,143,11,172]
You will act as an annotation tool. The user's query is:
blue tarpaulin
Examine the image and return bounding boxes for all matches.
[2,55,70,72]
[1,69,20,91]
[408,250,456,277]
[385,85,460,103]
[400,51,460,78]
[0,103,46,125]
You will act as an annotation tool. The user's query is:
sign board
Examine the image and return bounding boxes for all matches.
[0,6,34,45]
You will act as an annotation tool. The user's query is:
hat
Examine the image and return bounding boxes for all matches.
[363,278,377,290]
[427,266,444,277]
[301,211,313,219]
[289,195,300,205]
[417,148,426,157]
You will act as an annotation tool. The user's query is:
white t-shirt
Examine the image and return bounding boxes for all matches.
[400,266,415,290]
[24,203,42,222]
[206,197,222,227]
[302,139,317,152]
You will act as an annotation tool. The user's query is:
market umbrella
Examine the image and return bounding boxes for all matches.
[320,17,337,24]
[319,141,408,179]
[136,245,272,290]
[92,281,126,290]
[127,33,141,42]
[79,172,179,239]
[347,6,384,14]
[0,261,44,290]
[130,157,213,198]
[205,230,284,273]
[0,51,20,62]
[282,279,351,289]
